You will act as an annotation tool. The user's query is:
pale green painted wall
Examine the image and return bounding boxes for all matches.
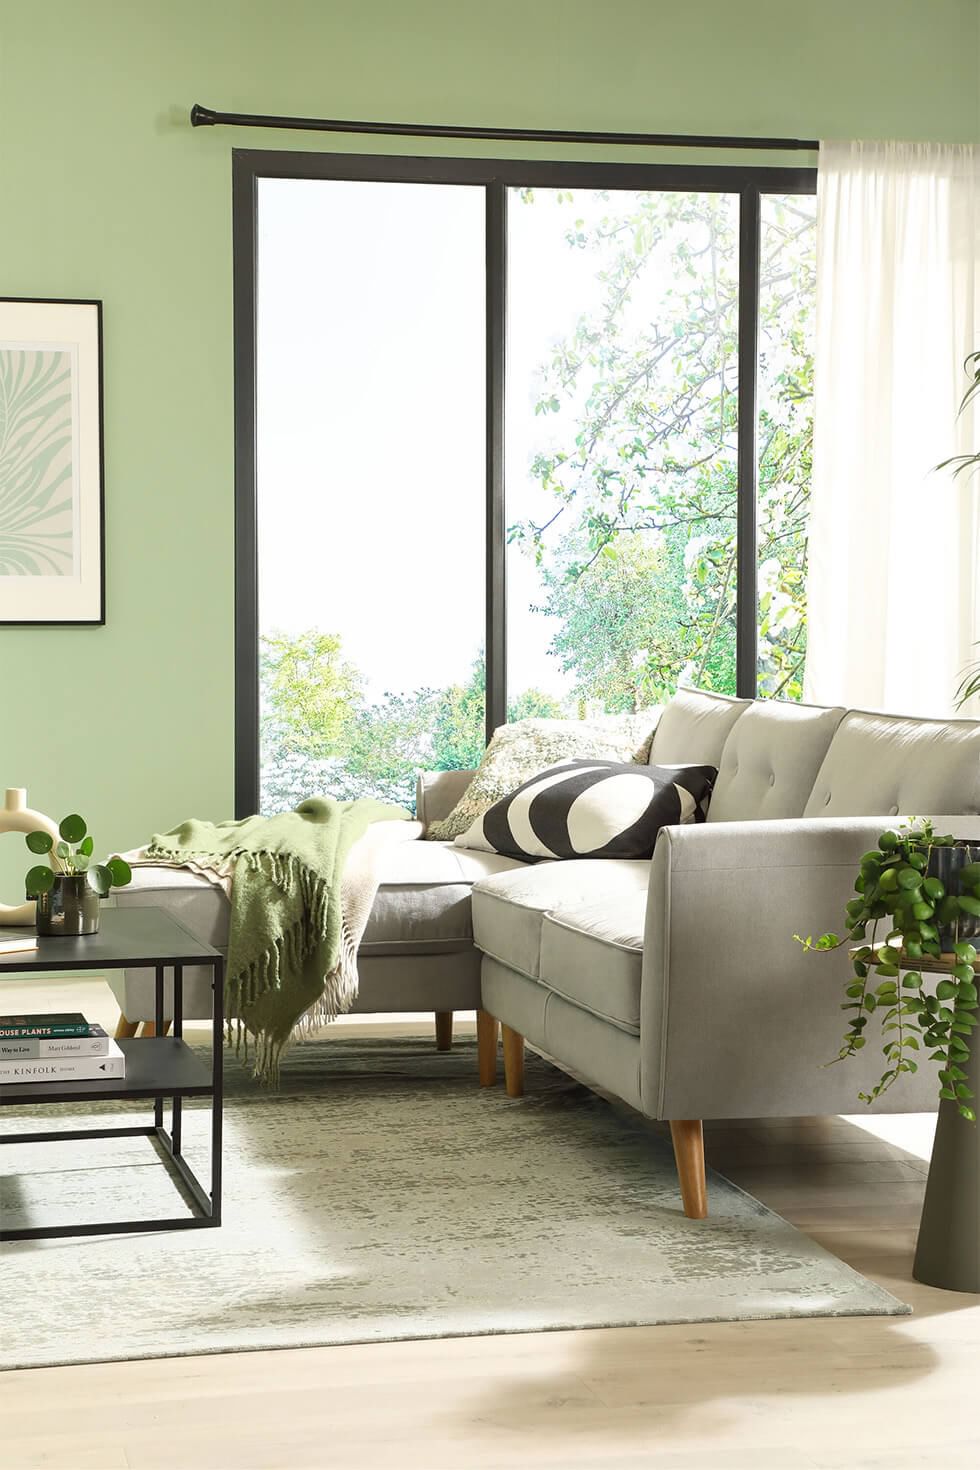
[0,0,976,893]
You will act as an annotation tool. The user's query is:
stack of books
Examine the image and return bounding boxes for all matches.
[0,1013,126,1085]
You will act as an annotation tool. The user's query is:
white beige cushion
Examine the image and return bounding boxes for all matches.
[707,700,846,822]
[803,710,980,818]
[649,687,750,767]
[471,860,650,983]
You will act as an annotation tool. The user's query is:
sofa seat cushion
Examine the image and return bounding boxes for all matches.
[538,895,647,1033]
[471,859,650,985]
[115,842,524,958]
[360,841,523,953]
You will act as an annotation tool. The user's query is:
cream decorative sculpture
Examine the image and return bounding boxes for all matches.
[0,789,59,926]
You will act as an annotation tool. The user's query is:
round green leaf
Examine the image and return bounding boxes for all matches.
[878,831,899,852]
[922,877,945,900]
[954,942,978,964]
[55,840,70,860]
[105,856,132,888]
[79,835,94,857]
[957,894,980,917]
[73,853,90,872]
[897,867,921,890]
[25,865,55,897]
[25,830,53,854]
[59,813,87,844]
[87,865,111,898]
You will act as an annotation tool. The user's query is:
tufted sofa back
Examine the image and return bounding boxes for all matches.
[802,709,980,818]
[706,699,845,822]
[651,687,980,823]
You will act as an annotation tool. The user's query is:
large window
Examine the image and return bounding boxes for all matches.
[238,155,816,815]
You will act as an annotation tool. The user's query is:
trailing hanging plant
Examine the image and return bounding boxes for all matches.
[24,813,132,899]
[796,821,980,1122]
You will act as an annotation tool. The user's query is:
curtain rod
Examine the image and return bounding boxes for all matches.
[189,103,819,152]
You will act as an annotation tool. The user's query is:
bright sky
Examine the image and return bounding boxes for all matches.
[256,178,618,703]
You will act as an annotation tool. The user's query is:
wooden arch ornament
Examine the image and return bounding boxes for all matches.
[0,788,59,926]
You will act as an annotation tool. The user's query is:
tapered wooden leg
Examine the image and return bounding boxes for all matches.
[476,1009,499,1086]
[501,1024,525,1098]
[434,1010,453,1051]
[670,1119,708,1219]
[139,1019,172,1039]
[114,1013,139,1040]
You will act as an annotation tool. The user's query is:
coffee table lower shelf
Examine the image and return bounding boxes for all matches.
[1,1039,222,1242]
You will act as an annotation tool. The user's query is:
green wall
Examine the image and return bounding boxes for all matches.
[0,0,977,891]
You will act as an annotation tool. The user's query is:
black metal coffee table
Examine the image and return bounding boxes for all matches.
[0,907,223,1241]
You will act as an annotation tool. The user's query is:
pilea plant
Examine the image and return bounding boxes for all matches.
[24,814,132,899]
[797,821,980,1122]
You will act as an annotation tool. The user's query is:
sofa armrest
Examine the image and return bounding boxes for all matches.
[639,815,969,1121]
[415,769,476,830]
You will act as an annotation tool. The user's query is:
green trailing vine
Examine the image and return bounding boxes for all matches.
[796,821,980,1122]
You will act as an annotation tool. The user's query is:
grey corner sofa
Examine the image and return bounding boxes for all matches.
[108,688,980,1219]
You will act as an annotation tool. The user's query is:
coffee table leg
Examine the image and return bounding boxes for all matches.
[153,964,165,1128]
[210,955,224,1224]
[171,963,183,1154]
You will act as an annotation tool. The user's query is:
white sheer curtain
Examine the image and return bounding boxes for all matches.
[804,141,980,717]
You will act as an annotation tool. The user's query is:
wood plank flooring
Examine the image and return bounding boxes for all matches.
[1,978,978,1470]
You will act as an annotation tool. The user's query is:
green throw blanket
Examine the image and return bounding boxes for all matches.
[147,797,410,1081]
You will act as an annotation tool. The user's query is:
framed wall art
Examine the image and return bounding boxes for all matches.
[0,297,105,624]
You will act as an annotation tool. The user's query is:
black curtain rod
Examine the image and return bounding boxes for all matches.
[190,103,819,152]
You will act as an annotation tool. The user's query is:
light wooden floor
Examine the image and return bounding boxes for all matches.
[1,978,979,1470]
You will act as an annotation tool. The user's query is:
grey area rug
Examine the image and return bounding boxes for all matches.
[0,1036,908,1370]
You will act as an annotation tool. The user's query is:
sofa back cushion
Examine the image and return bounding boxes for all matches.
[707,700,846,822]
[649,687,750,768]
[803,710,980,818]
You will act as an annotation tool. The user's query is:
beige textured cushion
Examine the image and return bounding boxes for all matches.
[707,700,846,822]
[426,714,659,842]
[649,687,750,768]
[803,710,980,818]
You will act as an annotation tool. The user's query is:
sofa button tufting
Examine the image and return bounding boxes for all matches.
[890,805,900,816]
[824,792,832,805]
[769,773,776,786]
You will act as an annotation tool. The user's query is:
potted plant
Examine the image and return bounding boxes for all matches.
[24,814,132,936]
[798,820,980,1291]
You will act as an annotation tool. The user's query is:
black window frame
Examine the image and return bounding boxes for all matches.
[233,148,816,817]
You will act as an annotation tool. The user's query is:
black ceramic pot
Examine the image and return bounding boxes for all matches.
[928,840,980,951]
[34,875,101,936]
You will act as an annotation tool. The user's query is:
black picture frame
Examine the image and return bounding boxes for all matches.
[0,296,105,626]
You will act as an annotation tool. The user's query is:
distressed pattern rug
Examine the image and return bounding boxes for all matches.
[0,1036,908,1369]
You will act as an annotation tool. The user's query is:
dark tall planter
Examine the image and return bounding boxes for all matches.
[913,1037,980,1292]
[34,875,101,936]
[930,840,980,950]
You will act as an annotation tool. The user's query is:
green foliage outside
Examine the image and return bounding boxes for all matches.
[260,189,815,811]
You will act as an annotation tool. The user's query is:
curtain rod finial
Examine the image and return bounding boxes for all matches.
[190,104,216,128]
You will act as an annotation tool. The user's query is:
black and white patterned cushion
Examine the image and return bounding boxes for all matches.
[454,759,717,861]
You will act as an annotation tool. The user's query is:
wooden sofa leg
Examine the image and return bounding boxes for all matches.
[435,1010,453,1051]
[114,1013,139,1040]
[670,1119,708,1219]
[476,1009,499,1086]
[139,1019,172,1039]
[501,1024,525,1098]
